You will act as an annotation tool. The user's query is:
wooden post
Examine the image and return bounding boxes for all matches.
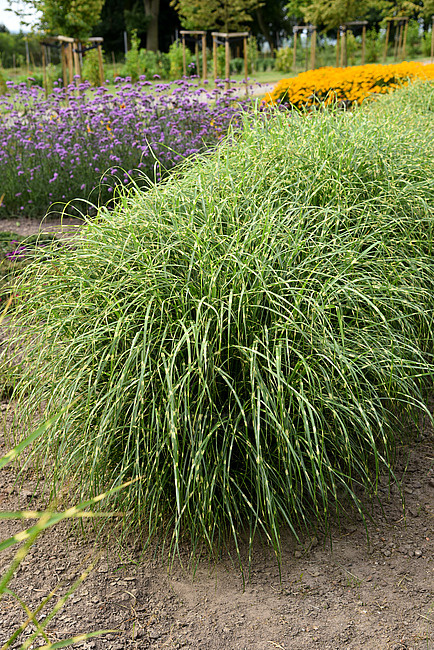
[243,35,248,96]
[25,38,30,75]
[195,39,199,76]
[202,33,207,81]
[293,29,297,71]
[73,40,81,84]
[213,35,217,79]
[361,24,366,65]
[310,27,316,70]
[398,21,404,58]
[68,43,73,84]
[402,20,408,59]
[383,20,390,63]
[182,33,186,76]
[344,28,348,67]
[340,28,346,67]
[336,28,340,67]
[41,45,47,97]
[225,36,230,90]
[112,51,117,79]
[393,22,400,60]
[97,44,104,85]
[61,43,67,86]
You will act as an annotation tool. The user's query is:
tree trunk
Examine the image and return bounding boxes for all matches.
[144,0,160,51]
[256,8,274,55]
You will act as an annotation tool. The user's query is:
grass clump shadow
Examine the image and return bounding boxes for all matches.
[7,81,434,569]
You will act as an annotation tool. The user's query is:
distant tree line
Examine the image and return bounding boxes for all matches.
[2,0,433,57]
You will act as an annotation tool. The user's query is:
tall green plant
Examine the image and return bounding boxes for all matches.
[9,81,434,568]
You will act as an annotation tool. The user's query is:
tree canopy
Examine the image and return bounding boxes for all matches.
[8,0,104,39]
[287,0,433,30]
[171,0,264,32]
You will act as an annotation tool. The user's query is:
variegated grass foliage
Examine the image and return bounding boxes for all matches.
[6,81,434,564]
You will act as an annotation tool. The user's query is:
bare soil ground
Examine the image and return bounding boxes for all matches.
[0,220,433,650]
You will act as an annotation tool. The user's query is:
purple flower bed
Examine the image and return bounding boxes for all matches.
[0,77,249,218]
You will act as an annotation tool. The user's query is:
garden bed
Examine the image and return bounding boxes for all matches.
[1,80,434,648]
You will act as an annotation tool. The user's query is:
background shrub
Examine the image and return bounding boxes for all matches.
[0,67,6,94]
[275,47,293,72]
[81,48,102,86]
[365,29,380,63]
[168,40,192,79]
[230,57,244,74]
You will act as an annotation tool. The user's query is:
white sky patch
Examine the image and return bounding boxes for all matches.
[0,0,40,33]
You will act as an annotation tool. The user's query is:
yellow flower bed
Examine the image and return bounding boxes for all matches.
[265,62,434,108]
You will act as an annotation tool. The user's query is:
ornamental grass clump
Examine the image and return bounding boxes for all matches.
[9,82,434,563]
[0,77,247,218]
[266,61,434,109]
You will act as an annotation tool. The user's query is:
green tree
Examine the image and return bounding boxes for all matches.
[252,0,291,53]
[286,0,310,21]
[423,0,434,17]
[172,0,263,32]
[294,0,432,30]
[8,0,104,40]
[303,0,374,30]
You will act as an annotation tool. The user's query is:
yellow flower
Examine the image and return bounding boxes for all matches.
[265,62,434,107]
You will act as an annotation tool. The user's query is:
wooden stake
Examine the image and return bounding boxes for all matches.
[202,34,207,81]
[293,30,297,71]
[361,24,366,65]
[383,20,390,63]
[25,38,30,75]
[112,51,117,79]
[402,20,408,59]
[213,35,217,79]
[394,23,400,60]
[340,28,346,67]
[225,37,230,90]
[97,44,104,85]
[336,29,340,67]
[243,35,248,96]
[195,39,199,76]
[61,43,67,87]
[42,45,47,97]
[310,27,316,70]
[398,21,404,58]
[68,43,73,84]
[73,40,81,85]
[182,33,186,76]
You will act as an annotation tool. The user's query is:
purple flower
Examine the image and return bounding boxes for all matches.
[0,76,252,217]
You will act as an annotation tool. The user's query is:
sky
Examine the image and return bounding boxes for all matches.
[0,0,40,32]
